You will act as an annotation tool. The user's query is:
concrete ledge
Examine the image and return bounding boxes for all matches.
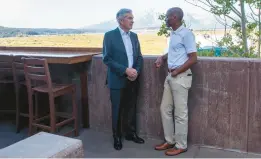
[0,132,84,158]
[88,55,261,154]
[0,46,102,52]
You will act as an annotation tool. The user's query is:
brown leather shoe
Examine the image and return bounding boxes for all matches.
[154,142,175,150]
[165,146,188,156]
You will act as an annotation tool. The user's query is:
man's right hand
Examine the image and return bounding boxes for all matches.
[126,68,137,78]
[155,56,163,68]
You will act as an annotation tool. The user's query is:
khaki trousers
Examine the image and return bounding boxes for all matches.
[160,69,192,149]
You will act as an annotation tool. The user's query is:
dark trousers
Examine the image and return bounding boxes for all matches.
[110,79,139,137]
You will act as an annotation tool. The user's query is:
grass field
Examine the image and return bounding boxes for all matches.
[0,33,168,55]
[0,30,230,55]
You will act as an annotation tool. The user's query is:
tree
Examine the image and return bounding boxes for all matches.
[157,13,171,37]
[182,0,260,56]
[157,13,201,51]
[157,13,189,37]
[247,0,261,56]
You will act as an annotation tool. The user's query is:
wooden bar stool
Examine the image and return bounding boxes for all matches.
[23,57,78,137]
[0,55,16,123]
[13,55,26,132]
[13,56,39,133]
[0,55,33,133]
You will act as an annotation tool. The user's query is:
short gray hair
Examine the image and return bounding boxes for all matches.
[116,8,132,23]
[167,7,184,21]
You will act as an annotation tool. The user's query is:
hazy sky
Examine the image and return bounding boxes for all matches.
[0,0,210,28]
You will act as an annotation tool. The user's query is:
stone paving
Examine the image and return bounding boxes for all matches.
[1,121,261,158]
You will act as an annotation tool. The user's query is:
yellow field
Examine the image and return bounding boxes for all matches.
[0,30,230,55]
[0,33,168,55]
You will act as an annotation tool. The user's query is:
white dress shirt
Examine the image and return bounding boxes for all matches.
[118,27,133,68]
[164,25,197,69]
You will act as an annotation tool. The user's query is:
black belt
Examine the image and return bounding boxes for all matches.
[168,69,192,76]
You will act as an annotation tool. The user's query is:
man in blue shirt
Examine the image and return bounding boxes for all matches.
[154,7,197,156]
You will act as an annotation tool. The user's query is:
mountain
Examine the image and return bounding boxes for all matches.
[185,13,226,30]
[82,20,117,32]
[0,11,227,38]
[83,11,226,32]
[0,26,90,38]
[83,10,162,32]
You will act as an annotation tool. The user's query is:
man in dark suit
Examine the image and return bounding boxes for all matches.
[102,8,144,150]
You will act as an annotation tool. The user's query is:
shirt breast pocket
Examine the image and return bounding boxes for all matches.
[172,43,184,53]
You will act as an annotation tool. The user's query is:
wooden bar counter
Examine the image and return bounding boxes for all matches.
[0,46,102,128]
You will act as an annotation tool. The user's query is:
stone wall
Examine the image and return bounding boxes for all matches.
[88,55,261,153]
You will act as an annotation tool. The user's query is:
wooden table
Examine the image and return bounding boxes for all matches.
[0,51,99,64]
[0,50,101,128]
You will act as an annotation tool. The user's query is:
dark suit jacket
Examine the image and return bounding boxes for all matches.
[102,28,143,89]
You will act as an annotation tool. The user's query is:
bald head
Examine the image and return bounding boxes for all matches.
[167,7,184,21]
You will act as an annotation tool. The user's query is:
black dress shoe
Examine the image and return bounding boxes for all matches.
[125,133,145,144]
[113,136,122,150]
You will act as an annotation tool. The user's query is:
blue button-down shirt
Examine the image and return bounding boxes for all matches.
[118,27,133,68]
[165,25,197,69]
